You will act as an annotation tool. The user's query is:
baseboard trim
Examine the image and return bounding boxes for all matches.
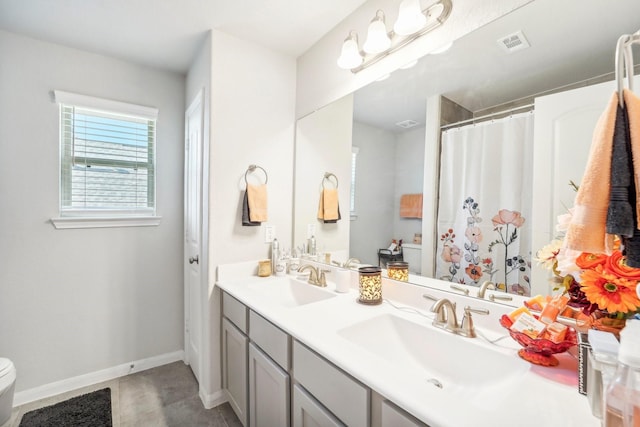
[14,350,185,406]
[199,387,227,409]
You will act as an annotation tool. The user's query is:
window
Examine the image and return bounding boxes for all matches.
[350,146,359,219]
[51,91,160,229]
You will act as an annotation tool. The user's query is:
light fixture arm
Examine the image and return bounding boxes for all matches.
[347,0,452,74]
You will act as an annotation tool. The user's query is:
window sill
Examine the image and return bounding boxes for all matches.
[50,216,162,229]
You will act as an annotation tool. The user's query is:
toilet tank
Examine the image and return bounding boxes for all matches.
[402,244,421,275]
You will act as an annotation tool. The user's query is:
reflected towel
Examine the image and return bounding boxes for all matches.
[624,89,640,222]
[318,189,340,222]
[400,194,423,219]
[242,191,261,226]
[565,92,617,253]
[247,183,268,222]
[606,103,634,237]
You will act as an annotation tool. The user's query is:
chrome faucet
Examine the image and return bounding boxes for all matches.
[477,281,495,299]
[298,264,328,287]
[432,298,459,333]
[477,280,513,301]
[332,258,361,269]
[423,294,489,337]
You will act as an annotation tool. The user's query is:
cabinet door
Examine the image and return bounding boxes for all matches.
[381,400,427,427]
[222,318,248,426]
[293,385,345,427]
[249,343,290,427]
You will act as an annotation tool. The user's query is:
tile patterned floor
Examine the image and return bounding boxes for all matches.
[3,362,241,427]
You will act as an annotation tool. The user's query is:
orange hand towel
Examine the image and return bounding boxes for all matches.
[317,189,339,221]
[400,194,423,219]
[623,89,640,224]
[247,183,268,222]
[565,92,617,253]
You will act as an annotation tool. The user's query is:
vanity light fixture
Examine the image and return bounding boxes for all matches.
[363,10,392,54]
[337,0,452,73]
[394,0,427,36]
[337,31,364,70]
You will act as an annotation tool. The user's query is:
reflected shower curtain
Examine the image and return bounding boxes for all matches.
[436,112,534,296]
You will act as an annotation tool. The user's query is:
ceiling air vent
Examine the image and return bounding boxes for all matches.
[497,30,530,53]
[395,119,419,129]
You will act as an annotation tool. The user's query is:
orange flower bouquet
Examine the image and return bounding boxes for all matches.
[536,212,640,334]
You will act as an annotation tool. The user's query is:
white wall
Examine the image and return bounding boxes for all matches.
[206,29,297,402]
[294,95,353,255]
[350,121,396,265]
[296,0,534,118]
[0,30,185,393]
[393,126,425,243]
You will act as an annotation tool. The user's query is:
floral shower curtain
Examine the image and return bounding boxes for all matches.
[436,112,534,296]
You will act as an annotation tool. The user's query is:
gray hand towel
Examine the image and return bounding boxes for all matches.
[606,105,635,237]
[242,190,261,226]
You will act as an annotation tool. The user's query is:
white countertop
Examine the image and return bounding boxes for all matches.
[216,261,599,427]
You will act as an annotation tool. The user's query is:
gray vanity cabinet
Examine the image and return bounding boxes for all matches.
[247,310,291,427]
[293,340,369,427]
[222,293,249,426]
[248,343,290,427]
[292,384,345,427]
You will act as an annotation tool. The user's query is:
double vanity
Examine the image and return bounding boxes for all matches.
[216,261,598,427]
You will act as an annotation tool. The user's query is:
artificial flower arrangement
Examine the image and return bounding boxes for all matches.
[536,208,640,334]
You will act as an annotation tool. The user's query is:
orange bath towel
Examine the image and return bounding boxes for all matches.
[565,92,618,253]
[400,194,423,219]
[317,189,340,221]
[247,183,268,222]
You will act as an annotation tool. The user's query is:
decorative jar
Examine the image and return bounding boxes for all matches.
[358,266,382,305]
[387,261,409,281]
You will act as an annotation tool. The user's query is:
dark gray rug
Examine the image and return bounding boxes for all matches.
[19,388,112,427]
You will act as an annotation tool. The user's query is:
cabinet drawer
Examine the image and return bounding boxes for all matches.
[293,340,369,427]
[249,310,290,370]
[223,292,248,333]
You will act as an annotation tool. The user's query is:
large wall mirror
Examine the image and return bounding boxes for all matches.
[293,0,640,299]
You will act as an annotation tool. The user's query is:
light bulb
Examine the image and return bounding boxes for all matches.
[363,10,391,54]
[337,31,363,70]
[394,0,426,36]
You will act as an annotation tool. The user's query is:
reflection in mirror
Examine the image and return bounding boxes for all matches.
[293,0,640,300]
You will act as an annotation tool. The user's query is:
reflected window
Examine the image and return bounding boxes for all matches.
[350,146,359,219]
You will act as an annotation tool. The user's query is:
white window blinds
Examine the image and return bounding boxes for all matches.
[55,91,158,216]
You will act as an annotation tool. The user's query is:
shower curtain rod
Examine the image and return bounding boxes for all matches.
[441,103,534,131]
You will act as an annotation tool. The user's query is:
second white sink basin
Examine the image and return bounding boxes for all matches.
[338,313,528,392]
[246,277,335,308]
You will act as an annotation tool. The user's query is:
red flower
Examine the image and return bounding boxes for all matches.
[465,265,483,281]
[576,252,608,269]
[605,250,640,280]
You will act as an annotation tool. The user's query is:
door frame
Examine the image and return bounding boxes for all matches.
[184,88,206,383]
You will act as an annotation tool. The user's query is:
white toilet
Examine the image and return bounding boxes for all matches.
[0,358,16,426]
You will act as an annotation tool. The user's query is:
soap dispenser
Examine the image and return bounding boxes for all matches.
[271,238,280,276]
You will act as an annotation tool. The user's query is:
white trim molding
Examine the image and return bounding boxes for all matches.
[14,350,184,406]
[50,216,162,229]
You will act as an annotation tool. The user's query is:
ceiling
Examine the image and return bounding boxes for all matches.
[0,0,367,73]
[354,0,640,132]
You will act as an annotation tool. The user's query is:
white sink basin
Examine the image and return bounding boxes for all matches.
[246,277,336,308]
[338,313,528,392]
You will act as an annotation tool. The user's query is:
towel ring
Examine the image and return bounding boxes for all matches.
[322,172,338,189]
[245,164,268,185]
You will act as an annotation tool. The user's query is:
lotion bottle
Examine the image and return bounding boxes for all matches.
[603,319,640,427]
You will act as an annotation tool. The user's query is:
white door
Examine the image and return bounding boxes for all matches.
[531,76,640,294]
[185,90,204,382]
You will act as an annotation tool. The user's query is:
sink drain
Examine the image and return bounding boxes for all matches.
[427,378,443,389]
